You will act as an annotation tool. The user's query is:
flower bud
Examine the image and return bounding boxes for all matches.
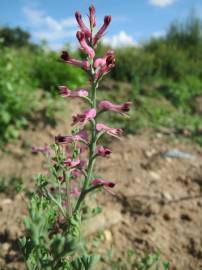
[89,5,96,28]
[76,31,95,59]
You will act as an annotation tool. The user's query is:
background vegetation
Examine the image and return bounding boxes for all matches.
[0,13,202,145]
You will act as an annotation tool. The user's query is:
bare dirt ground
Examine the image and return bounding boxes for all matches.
[0,105,202,270]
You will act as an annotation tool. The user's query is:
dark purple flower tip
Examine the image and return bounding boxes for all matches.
[108,182,116,188]
[122,102,132,112]
[61,51,70,61]
[76,31,85,42]
[75,11,81,20]
[55,135,66,144]
[106,53,115,66]
[104,16,112,26]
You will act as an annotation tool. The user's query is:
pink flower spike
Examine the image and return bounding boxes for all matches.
[75,11,91,38]
[92,178,116,188]
[93,16,112,46]
[72,108,96,126]
[64,158,81,168]
[61,51,90,70]
[98,100,132,115]
[97,146,112,157]
[76,31,95,59]
[59,86,88,98]
[96,123,123,139]
[89,5,96,28]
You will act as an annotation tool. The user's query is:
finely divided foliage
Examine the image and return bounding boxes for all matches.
[20,6,131,270]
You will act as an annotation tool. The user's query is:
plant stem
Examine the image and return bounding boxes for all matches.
[74,78,98,213]
[64,170,72,217]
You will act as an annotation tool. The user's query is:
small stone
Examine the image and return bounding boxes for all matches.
[2,243,10,252]
[156,133,163,138]
[144,149,156,158]
[123,153,129,162]
[149,171,161,181]
[165,157,172,163]
[2,198,12,205]
[133,178,141,184]
[162,192,172,201]
[104,230,112,243]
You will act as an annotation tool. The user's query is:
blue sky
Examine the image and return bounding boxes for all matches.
[0,0,201,50]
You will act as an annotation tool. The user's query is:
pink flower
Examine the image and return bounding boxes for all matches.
[71,169,82,178]
[64,158,81,168]
[98,100,132,115]
[74,129,89,143]
[93,16,112,46]
[97,146,111,157]
[32,144,51,155]
[61,51,90,70]
[89,5,96,28]
[75,11,91,38]
[59,86,88,98]
[55,129,89,144]
[76,31,95,59]
[92,178,115,188]
[71,186,81,197]
[72,108,96,126]
[94,51,114,68]
[96,123,123,138]
[94,51,115,79]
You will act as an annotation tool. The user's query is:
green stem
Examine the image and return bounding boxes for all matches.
[64,170,72,217]
[74,79,98,213]
[46,190,66,217]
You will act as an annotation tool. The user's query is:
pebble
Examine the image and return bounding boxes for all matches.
[133,178,141,184]
[2,243,10,252]
[149,171,161,181]
[144,149,156,158]
[162,191,173,201]
[2,198,12,205]
[104,230,112,243]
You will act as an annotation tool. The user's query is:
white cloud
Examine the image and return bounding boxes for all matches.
[151,31,165,38]
[103,31,137,48]
[149,0,177,7]
[22,7,76,49]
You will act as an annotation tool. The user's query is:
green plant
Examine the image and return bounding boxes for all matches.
[20,5,130,270]
[105,249,170,270]
[0,46,38,143]
[33,50,87,94]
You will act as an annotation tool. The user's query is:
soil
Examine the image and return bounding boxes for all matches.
[0,104,202,270]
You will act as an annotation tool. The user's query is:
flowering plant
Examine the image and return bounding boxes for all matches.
[20,5,131,270]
